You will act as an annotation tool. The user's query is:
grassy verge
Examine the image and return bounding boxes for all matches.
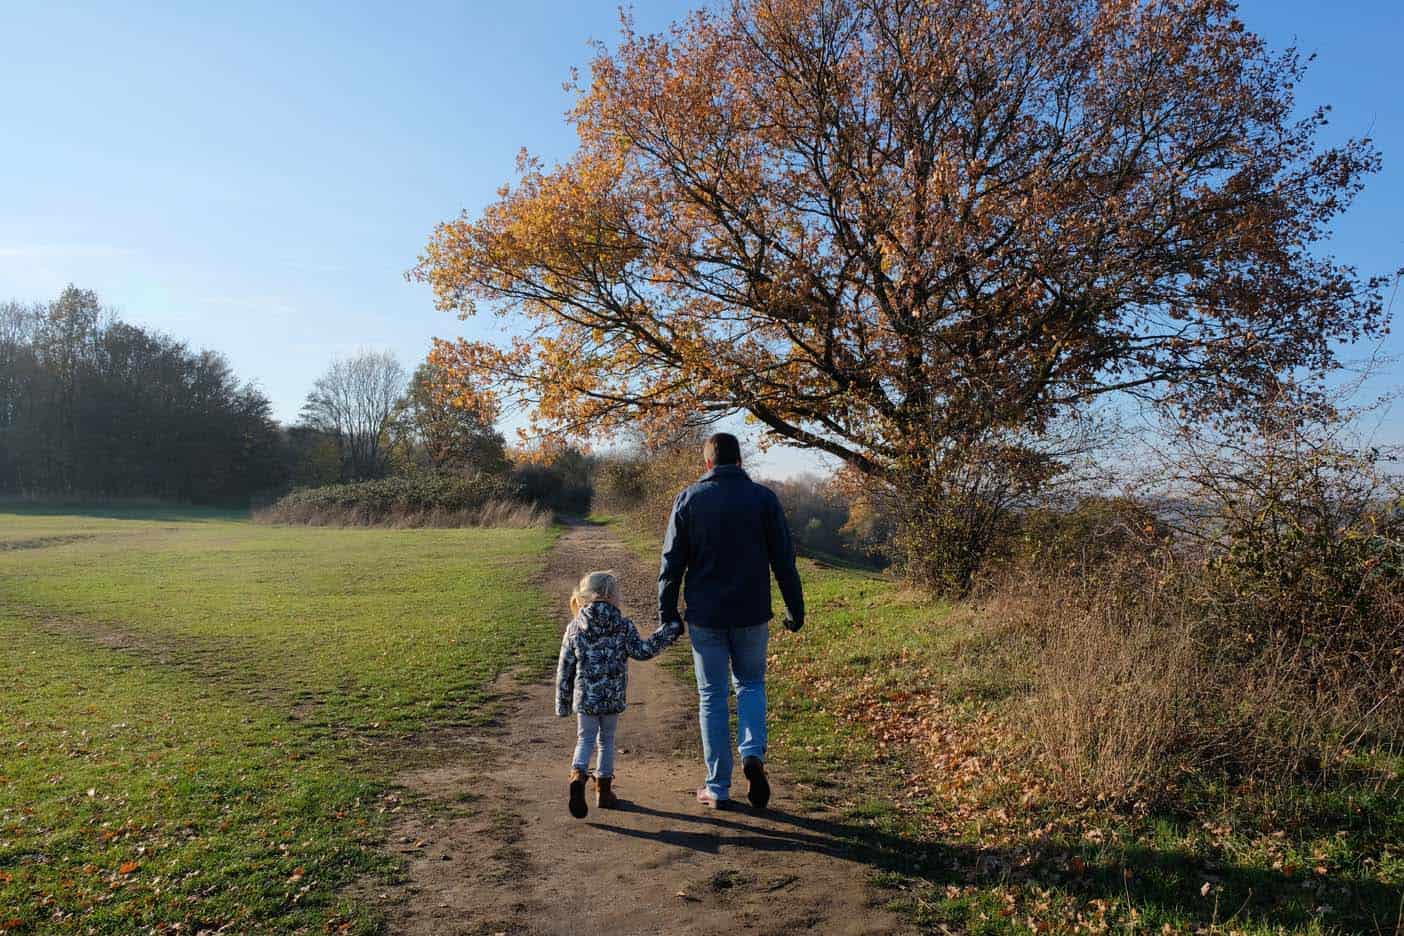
[0,509,559,934]
[606,513,1402,934]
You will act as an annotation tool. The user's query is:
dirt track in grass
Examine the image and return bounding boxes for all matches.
[381,521,911,935]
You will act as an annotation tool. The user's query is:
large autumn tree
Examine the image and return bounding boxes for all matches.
[415,0,1389,584]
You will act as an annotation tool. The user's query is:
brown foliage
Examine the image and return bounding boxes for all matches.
[391,359,509,477]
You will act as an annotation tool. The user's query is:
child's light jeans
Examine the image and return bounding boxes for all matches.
[572,713,618,778]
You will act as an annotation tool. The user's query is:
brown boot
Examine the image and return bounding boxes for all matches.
[594,775,620,809]
[568,768,588,819]
[743,756,771,810]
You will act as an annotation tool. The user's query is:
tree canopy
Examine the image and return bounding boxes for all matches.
[415,0,1389,490]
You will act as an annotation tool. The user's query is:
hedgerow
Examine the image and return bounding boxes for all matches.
[259,474,546,528]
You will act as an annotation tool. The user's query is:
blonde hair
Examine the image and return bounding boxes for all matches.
[570,570,620,615]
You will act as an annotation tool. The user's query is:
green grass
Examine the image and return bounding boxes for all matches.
[608,512,1403,935]
[0,509,559,934]
[0,503,241,546]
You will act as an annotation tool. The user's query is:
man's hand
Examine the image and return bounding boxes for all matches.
[783,616,803,633]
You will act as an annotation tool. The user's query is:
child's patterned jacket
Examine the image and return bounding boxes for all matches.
[555,601,682,716]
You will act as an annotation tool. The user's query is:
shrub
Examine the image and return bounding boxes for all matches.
[893,442,1065,595]
[594,458,649,513]
[510,448,595,516]
[1188,432,1404,780]
[1197,442,1404,684]
[895,488,1013,595]
[1005,496,1170,579]
[593,437,706,536]
[258,474,546,528]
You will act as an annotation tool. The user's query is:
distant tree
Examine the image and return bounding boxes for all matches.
[283,426,344,487]
[0,301,46,491]
[300,350,406,480]
[0,286,284,502]
[768,474,876,564]
[415,0,1391,590]
[392,360,509,475]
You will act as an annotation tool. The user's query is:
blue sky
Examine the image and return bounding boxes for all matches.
[2,0,1401,478]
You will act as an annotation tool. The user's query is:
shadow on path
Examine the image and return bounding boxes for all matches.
[590,797,1402,931]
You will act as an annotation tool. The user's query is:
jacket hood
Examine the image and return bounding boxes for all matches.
[577,601,622,632]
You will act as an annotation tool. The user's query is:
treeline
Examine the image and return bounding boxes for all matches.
[0,287,284,503]
[0,287,594,513]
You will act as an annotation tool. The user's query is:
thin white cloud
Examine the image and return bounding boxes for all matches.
[278,260,349,274]
[0,244,136,259]
[199,295,300,316]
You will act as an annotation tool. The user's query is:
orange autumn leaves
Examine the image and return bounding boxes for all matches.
[413,0,1388,484]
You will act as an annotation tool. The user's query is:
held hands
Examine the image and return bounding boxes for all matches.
[783,615,803,633]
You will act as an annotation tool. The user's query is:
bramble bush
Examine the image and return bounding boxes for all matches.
[1006,496,1171,579]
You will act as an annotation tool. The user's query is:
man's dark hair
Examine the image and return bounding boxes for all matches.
[703,432,741,466]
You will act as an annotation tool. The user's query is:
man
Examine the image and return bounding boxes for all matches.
[659,432,805,809]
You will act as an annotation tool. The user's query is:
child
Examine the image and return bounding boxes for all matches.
[556,570,682,818]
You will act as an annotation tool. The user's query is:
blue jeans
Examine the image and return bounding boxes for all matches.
[690,623,769,800]
[572,713,618,778]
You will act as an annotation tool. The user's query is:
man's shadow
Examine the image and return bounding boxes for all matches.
[587,799,978,875]
[586,797,1403,930]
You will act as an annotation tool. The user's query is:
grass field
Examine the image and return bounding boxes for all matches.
[5,508,1398,934]
[612,515,1403,936]
[0,507,558,934]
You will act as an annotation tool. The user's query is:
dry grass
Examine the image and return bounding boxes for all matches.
[979,550,1402,805]
[978,558,1195,800]
[255,498,549,529]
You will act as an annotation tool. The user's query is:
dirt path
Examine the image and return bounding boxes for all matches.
[382,522,911,935]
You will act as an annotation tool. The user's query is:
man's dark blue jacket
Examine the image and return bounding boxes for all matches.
[658,464,805,630]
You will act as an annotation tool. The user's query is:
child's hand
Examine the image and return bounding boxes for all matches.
[662,619,684,645]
